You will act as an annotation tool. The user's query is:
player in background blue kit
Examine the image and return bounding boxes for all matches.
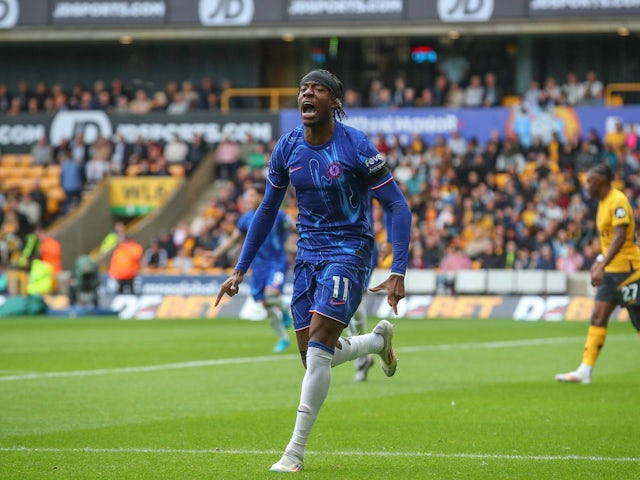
[349,202,393,382]
[210,183,293,353]
[216,69,411,472]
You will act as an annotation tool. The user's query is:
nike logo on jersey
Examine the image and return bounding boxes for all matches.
[289,166,303,174]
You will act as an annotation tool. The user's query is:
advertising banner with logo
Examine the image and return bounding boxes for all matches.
[406,0,527,21]
[528,0,640,17]
[0,110,277,153]
[285,0,404,21]
[2,0,640,29]
[82,272,632,321]
[280,106,640,149]
[0,290,631,322]
[50,0,168,24]
[109,176,182,215]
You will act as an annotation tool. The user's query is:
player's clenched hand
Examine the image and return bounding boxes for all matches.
[215,270,245,306]
[369,274,405,315]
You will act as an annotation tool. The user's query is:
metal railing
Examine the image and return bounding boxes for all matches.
[220,87,300,113]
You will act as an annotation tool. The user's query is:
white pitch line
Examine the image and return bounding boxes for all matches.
[0,446,638,463]
[0,335,624,383]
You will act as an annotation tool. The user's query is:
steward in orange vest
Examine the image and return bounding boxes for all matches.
[109,237,143,294]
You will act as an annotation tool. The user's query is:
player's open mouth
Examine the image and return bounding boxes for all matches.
[301,101,316,117]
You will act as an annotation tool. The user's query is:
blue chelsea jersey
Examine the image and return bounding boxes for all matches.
[268,122,387,264]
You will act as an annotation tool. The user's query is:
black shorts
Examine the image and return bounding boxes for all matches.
[595,272,631,304]
[596,271,640,330]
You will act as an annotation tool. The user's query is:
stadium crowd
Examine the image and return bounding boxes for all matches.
[0,67,634,294]
[96,116,638,288]
[0,68,605,115]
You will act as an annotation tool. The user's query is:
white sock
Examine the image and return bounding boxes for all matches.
[331,332,383,368]
[577,363,593,376]
[267,306,288,340]
[285,346,333,460]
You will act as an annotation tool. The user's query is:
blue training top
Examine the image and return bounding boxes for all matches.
[236,122,410,276]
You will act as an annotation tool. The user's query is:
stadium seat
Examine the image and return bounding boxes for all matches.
[515,270,546,294]
[454,270,487,294]
[486,269,517,294]
[1,153,20,166]
[26,165,45,178]
[40,176,60,189]
[45,164,61,177]
[18,154,33,166]
[0,165,12,179]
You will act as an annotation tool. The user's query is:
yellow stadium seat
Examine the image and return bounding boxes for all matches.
[26,165,45,178]
[18,154,33,166]
[46,164,61,177]
[1,153,20,166]
[40,176,60,189]
[9,166,30,178]
[0,165,12,179]
[2,178,22,191]
[18,178,37,194]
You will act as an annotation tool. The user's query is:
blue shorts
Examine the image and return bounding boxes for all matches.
[250,259,288,302]
[291,259,370,331]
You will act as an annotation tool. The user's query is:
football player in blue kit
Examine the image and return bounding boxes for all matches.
[216,69,411,472]
[209,183,293,353]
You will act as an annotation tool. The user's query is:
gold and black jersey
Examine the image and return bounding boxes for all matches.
[596,188,640,272]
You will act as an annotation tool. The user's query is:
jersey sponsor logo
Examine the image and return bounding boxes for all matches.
[615,207,627,218]
[0,0,19,29]
[199,0,254,26]
[326,161,343,179]
[329,298,346,306]
[437,0,494,22]
[288,165,303,174]
[364,153,386,174]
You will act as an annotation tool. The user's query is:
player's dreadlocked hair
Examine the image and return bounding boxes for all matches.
[300,69,348,122]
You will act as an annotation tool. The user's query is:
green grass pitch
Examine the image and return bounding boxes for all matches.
[1,316,639,479]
